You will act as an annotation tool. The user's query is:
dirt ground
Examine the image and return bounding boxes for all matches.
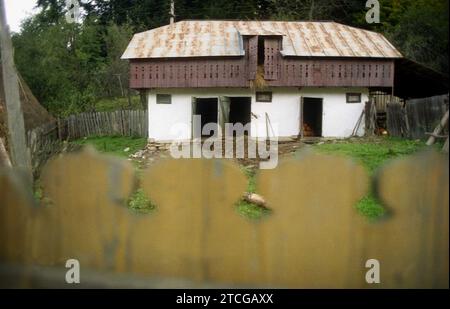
[128,136,357,170]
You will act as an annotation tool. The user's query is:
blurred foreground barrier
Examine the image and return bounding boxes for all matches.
[0,148,448,288]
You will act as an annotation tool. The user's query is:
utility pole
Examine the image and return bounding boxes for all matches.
[170,0,175,25]
[0,0,32,182]
[114,74,124,97]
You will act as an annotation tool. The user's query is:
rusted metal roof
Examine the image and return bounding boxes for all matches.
[121,20,402,59]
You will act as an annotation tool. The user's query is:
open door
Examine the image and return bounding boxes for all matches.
[301,97,323,137]
[191,97,198,140]
[299,96,304,139]
[229,97,252,136]
[193,97,219,138]
[218,96,230,136]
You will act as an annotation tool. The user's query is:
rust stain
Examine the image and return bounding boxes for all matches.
[136,35,146,58]
[327,22,348,57]
[122,21,401,59]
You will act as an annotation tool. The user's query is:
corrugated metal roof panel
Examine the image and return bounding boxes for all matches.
[121,20,402,59]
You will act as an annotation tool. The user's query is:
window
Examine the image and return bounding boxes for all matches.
[156,94,172,104]
[256,92,272,102]
[346,93,361,103]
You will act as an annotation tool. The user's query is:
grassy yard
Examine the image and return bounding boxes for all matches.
[314,137,430,219]
[94,96,142,112]
[69,136,434,220]
[72,136,147,158]
[314,138,428,173]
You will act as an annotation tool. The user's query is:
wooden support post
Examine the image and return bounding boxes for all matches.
[426,110,449,146]
[0,0,32,181]
[351,109,364,137]
[365,100,377,136]
[57,118,62,141]
[115,74,124,97]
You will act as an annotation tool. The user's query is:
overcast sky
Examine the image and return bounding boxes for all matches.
[4,0,39,33]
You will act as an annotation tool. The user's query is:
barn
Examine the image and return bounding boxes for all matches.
[121,20,402,142]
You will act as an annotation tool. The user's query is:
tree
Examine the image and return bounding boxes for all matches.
[96,22,134,98]
[383,0,449,73]
[267,0,364,22]
[11,0,449,117]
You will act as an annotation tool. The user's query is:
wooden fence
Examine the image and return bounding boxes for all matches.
[386,102,408,137]
[0,148,448,288]
[27,121,61,173]
[406,95,449,139]
[387,94,448,139]
[65,109,148,140]
[370,90,404,112]
[26,109,148,173]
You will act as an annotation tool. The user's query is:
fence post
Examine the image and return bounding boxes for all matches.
[57,118,62,141]
[365,100,376,136]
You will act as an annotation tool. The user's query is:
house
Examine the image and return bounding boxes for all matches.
[121,20,402,142]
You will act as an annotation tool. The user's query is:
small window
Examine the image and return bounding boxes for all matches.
[346,93,361,103]
[256,92,272,102]
[156,94,171,104]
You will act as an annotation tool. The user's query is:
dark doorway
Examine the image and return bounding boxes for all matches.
[257,37,265,65]
[195,98,218,137]
[303,97,323,137]
[229,97,251,136]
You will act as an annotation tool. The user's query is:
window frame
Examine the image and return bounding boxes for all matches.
[346,93,362,104]
[256,91,273,103]
[156,94,172,104]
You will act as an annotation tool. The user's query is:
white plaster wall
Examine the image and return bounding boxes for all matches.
[148,88,252,142]
[251,87,368,138]
[251,88,300,138]
[147,87,368,141]
[148,90,192,141]
[299,88,368,138]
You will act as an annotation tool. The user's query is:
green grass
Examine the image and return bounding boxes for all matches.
[94,96,142,112]
[236,166,271,220]
[72,135,147,158]
[314,137,426,172]
[314,137,428,220]
[128,188,156,214]
[241,166,257,193]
